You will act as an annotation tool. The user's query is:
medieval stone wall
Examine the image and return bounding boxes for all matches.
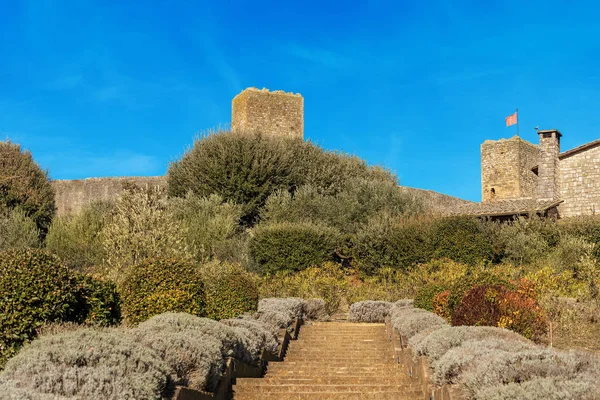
[518,139,540,198]
[52,176,166,216]
[558,144,600,217]
[231,88,304,139]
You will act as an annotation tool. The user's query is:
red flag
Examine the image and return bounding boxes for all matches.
[505,111,518,127]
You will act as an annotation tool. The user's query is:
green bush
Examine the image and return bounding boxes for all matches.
[45,201,113,271]
[414,284,447,312]
[119,257,205,325]
[248,221,341,275]
[447,272,512,313]
[261,179,423,234]
[0,249,78,367]
[352,214,433,275]
[167,130,398,225]
[0,141,55,235]
[430,216,494,266]
[168,193,243,263]
[0,206,39,251]
[73,275,121,327]
[101,183,190,283]
[199,261,259,320]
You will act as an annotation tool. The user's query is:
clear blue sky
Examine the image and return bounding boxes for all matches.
[2,0,599,202]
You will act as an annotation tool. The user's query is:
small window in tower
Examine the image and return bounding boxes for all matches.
[543,132,552,138]
[491,188,496,197]
[531,166,539,176]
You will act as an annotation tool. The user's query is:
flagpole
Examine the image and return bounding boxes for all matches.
[516,108,520,137]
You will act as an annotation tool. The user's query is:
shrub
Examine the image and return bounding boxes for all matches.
[248,221,341,275]
[432,338,538,386]
[352,214,432,275]
[410,325,533,365]
[452,284,547,341]
[255,297,307,334]
[73,275,121,327]
[0,249,78,367]
[348,301,393,323]
[429,216,494,265]
[475,376,599,400]
[0,378,70,399]
[132,313,228,391]
[199,261,258,320]
[101,183,190,283]
[0,141,55,235]
[45,201,113,271]
[119,257,205,325]
[461,349,600,398]
[167,130,398,225]
[414,284,447,312]
[390,307,448,339]
[1,328,171,399]
[260,179,423,234]
[167,131,303,225]
[447,272,512,313]
[0,206,39,251]
[168,193,243,263]
[220,318,279,356]
[258,263,348,315]
[304,298,329,321]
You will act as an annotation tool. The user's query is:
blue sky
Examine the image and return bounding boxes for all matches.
[1,0,599,202]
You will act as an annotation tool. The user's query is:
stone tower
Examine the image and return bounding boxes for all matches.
[481,136,540,202]
[536,129,561,200]
[231,87,304,140]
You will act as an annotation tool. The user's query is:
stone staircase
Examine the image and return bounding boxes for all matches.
[233,321,426,399]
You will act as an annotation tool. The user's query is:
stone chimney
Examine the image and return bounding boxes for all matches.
[536,129,562,200]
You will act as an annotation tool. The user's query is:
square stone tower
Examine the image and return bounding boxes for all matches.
[481,136,540,202]
[231,87,304,140]
[536,129,561,200]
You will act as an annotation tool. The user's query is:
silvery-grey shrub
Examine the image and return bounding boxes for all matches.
[255,310,295,334]
[0,378,69,400]
[132,318,223,391]
[0,328,170,400]
[304,298,329,321]
[394,299,414,308]
[474,375,599,400]
[348,301,392,322]
[258,297,307,319]
[391,307,448,339]
[461,348,600,397]
[220,318,279,358]
[432,338,538,386]
[410,326,532,363]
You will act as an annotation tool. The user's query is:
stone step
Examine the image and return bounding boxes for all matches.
[234,392,423,400]
[237,377,414,385]
[284,357,397,364]
[234,384,421,394]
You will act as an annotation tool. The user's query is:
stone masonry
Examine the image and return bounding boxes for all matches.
[480,129,600,217]
[231,87,304,139]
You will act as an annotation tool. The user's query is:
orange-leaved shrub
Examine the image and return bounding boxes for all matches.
[452,283,547,341]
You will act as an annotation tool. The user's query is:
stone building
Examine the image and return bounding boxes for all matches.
[457,129,600,218]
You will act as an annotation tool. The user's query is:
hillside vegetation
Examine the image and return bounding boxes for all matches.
[1,131,600,397]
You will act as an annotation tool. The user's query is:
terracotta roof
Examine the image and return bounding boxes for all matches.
[449,198,564,217]
[559,138,600,160]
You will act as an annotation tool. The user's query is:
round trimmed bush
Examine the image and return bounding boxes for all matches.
[248,221,341,275]
[1,328,171,399]
[0,141,55,235]
[200,261,258,320]
[0,249,78,367]
[447,272,512,313]
[119,257,205,325]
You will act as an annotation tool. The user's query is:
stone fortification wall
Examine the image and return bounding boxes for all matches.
[559,144,600,217]
[52,176,166,216]
[398,186,473,215]
[481,136,539,202]
[231,88,304,139]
